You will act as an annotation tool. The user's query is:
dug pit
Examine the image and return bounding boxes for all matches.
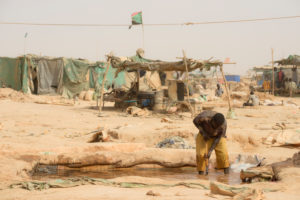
[32,164,242,185]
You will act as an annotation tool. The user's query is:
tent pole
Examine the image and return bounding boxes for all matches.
[220,64,232,111]
[99,57,111,113]
[182,50,194,117]
[272,48,275,95]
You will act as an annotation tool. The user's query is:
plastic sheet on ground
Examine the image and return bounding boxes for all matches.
[9,177,209,191]
[230,154,264,173]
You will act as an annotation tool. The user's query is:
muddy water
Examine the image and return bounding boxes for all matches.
[33,165,241,185]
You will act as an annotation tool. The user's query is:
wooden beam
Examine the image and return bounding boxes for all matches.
[272,48,275,95]
[182,50,194,117]
[99,56,112,113]
[220,65,232,111]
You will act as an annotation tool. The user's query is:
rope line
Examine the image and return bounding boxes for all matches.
[0,15,299,27]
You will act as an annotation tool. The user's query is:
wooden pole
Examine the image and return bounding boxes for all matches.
[220,64,232,111]
[99,57,111,113]
[142,24,145,49]
[182,50,194,116]
[272,48,275,95]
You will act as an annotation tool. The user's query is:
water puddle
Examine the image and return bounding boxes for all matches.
[32,165,242,185]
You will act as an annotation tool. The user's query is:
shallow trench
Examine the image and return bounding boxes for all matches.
[32,164,242,185]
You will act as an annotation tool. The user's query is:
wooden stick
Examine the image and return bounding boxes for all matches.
[182,50,194,116]
[272,48,275,95]
[220,65,232,111]
[99,57,111,113]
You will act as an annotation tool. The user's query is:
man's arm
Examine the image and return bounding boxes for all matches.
[206,135,221,159]
[193,115,210,141]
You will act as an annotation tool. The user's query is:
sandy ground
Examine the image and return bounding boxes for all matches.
[0,89,299,199]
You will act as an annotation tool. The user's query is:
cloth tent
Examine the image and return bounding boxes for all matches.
[89,62,126,91]
[0,56,29,93]
[0,55,97,98]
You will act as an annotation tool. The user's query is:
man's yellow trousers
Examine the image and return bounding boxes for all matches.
[196,133,229,172]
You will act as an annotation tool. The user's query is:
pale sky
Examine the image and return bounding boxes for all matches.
[0,0,300,74]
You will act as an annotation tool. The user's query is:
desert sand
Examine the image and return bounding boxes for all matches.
[0,88,299,200]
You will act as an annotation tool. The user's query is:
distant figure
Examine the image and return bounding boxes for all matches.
[278,68,285,88]
[262,78,271,94]
[243,91,259,106]
[215,83,224,97]
[288,78,297,97]
[274,67,279,89]
[292,67,298,86]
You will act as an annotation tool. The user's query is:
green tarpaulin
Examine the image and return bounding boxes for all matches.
[61,58,91,98]
[89,62,126,92]
[0,56,29,93]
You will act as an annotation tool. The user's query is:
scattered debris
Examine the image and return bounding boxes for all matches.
[261,99,282,106]
[126,106,150,117]
[210,181,265,200]
[156,136,193,149]
[263,128,300,147]
[88,130,109,143]
[166,106,177,114]
[160,117,173,123]
[231,154,265,173]
[240,151,300,183]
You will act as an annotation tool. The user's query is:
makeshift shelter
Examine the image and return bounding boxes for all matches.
[253,65,300,86]
[0,56,29,93]
[106,55,224,111]
[0,55,99,98]
[275,55,300,66]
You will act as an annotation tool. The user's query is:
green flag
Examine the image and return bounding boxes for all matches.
[131,11,143,25]
[129,11,143,29]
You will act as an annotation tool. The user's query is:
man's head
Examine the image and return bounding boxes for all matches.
[217,83,220,88]
[211,113,225,129]
[136,48,145,57]
[280,67,283,71]
[289,78,292,82]
[250,91,254,95]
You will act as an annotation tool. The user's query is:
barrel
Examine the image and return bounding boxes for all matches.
[177,81,185,101]
[153,90,164,111]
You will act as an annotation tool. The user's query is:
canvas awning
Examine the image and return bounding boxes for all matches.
[109,56,223,76]
[275,55,300,66]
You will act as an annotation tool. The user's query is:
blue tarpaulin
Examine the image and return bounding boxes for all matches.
[225,75,240,82]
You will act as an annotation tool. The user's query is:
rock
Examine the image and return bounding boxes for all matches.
[167,106,177,114]
[84,90,94,101]
[161,118,173,123]
[146,190,161,196]
[79,91,86,100]
[88,130,109,143]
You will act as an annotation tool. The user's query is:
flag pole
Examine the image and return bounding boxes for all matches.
[142,24,145,49]
[24,36,26,56]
